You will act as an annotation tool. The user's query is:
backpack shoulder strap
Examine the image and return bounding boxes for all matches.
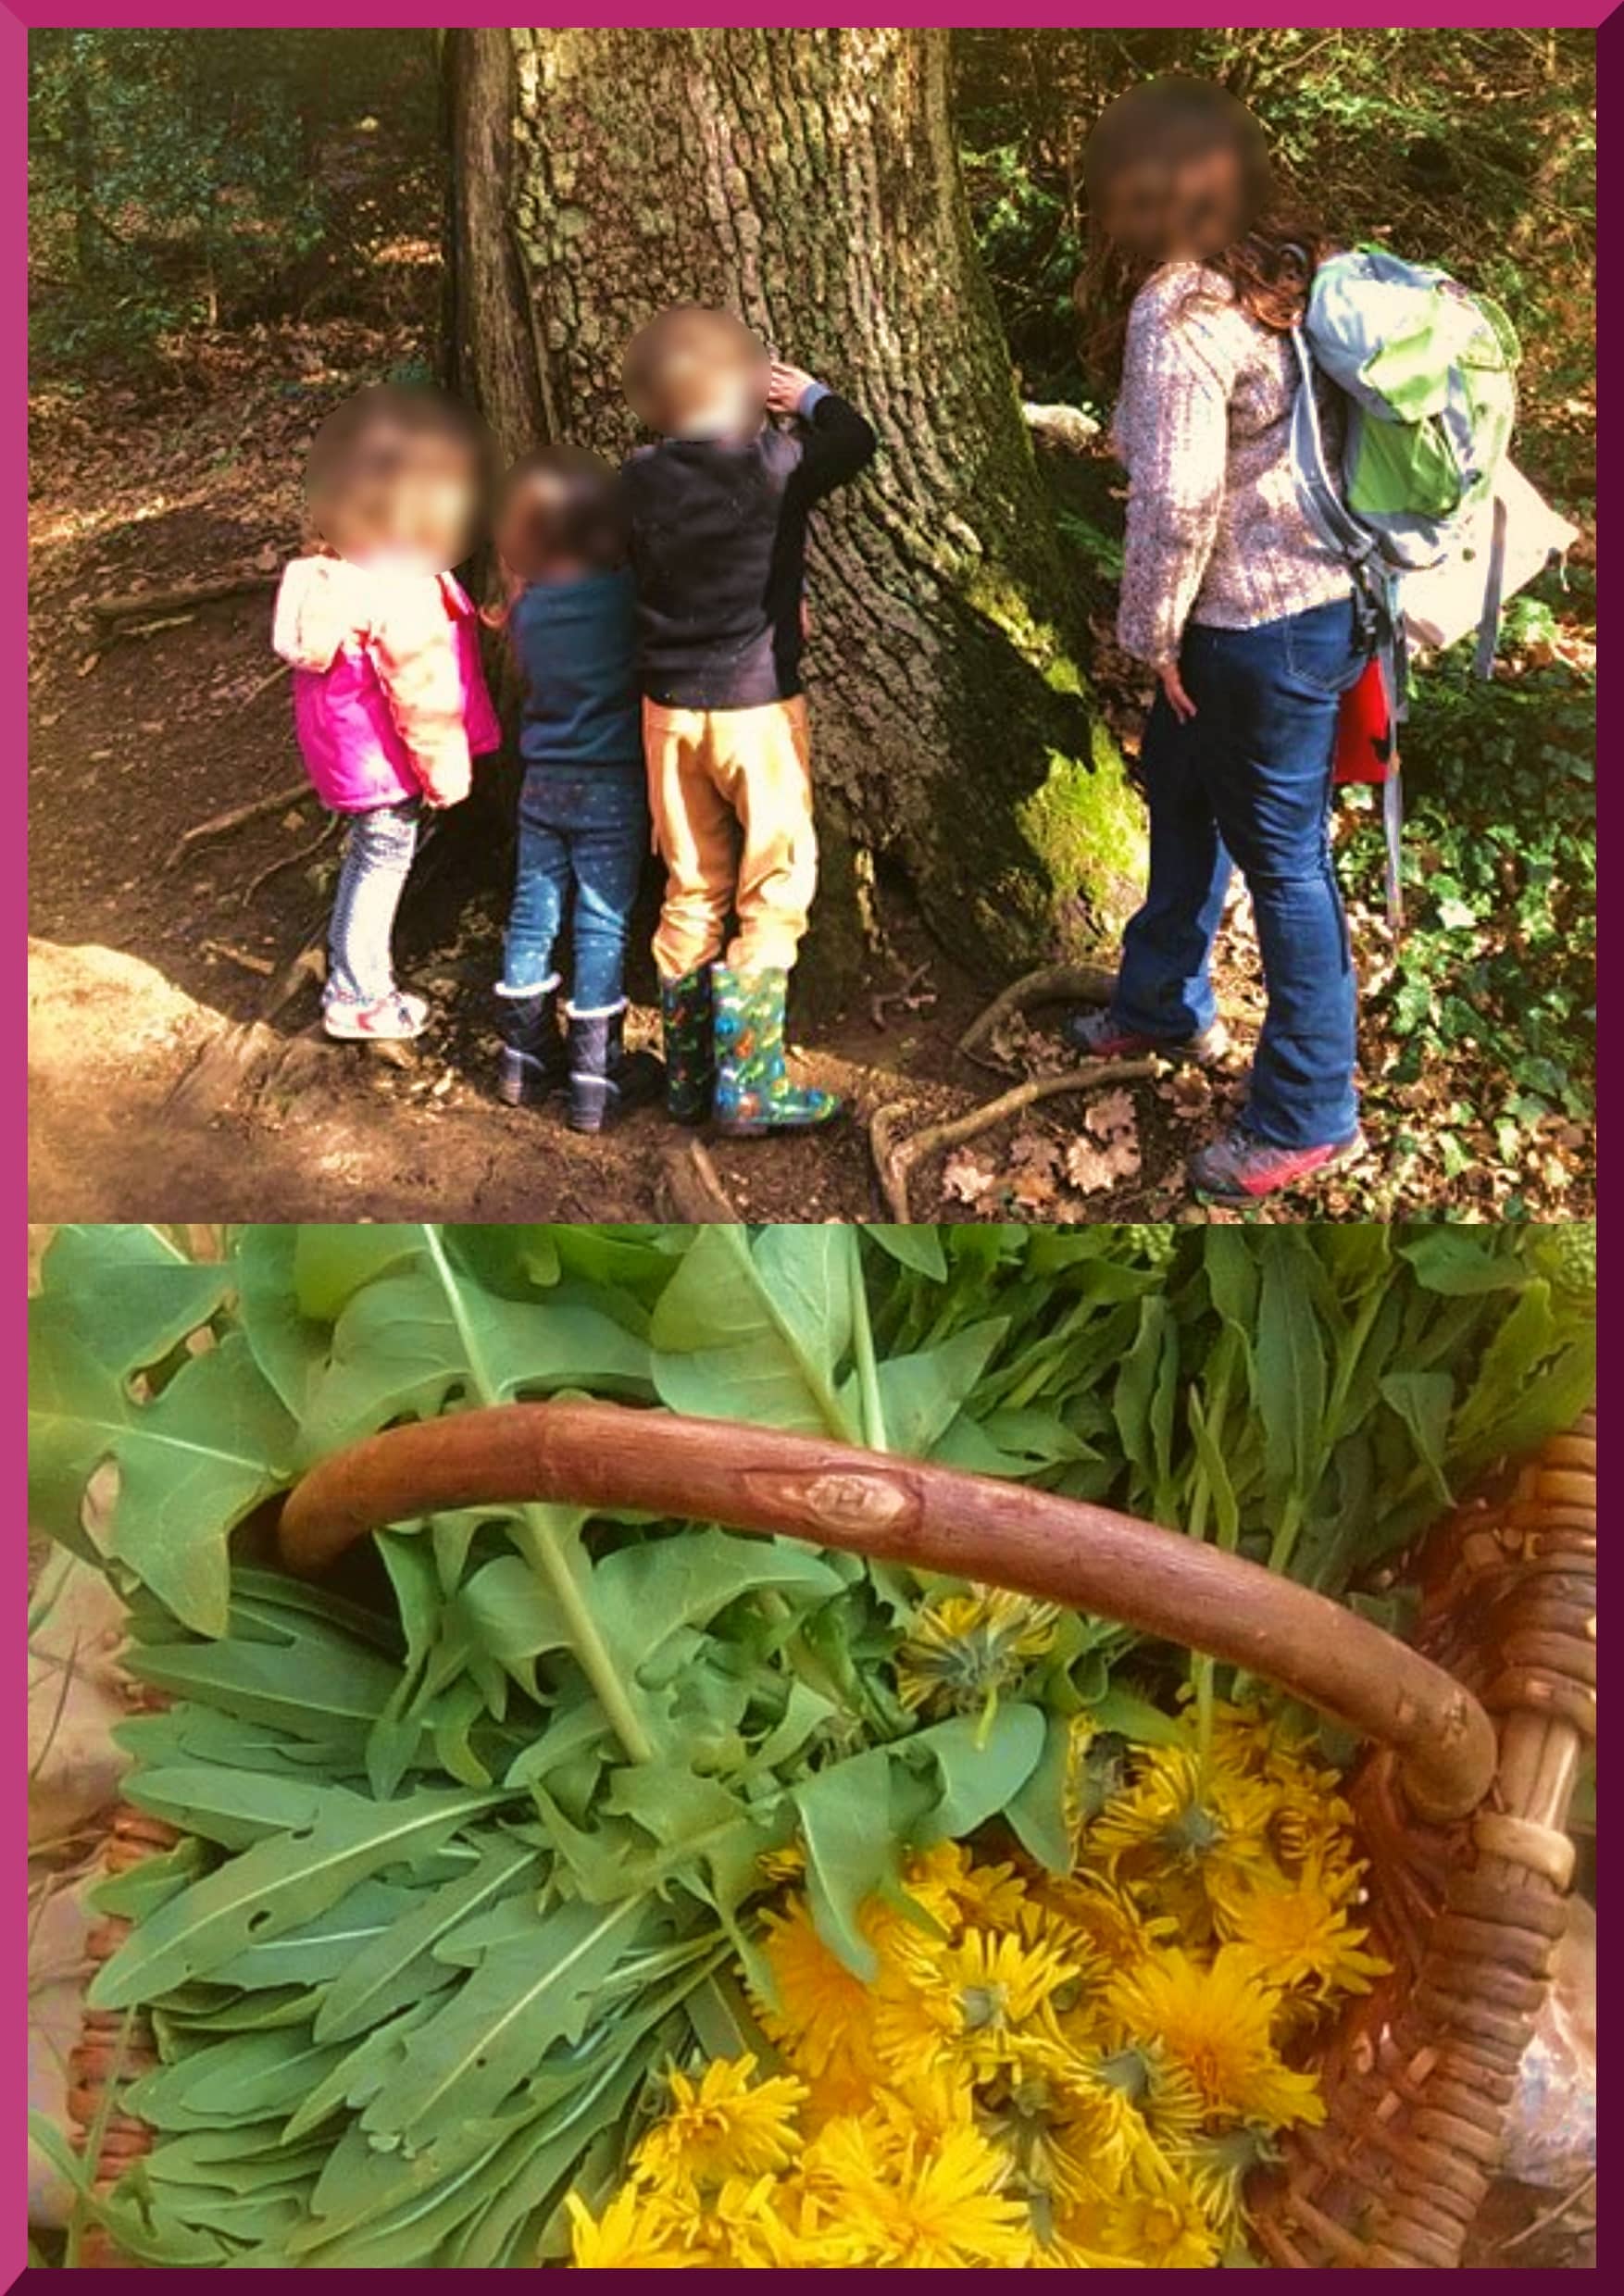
[1289,328,1380,570]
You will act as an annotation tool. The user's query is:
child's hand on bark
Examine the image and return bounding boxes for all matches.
[767,361,818,417]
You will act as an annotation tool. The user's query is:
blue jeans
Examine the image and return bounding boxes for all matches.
[1113,596,1369,1149]
[502,764,648,1011]
[327,797,420,1007]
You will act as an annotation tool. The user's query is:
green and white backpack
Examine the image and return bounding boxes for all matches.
[1292,244,1521,668]
[1290,246,1522,921]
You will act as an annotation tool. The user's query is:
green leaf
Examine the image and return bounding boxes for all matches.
[1399,1228,1529,1295]
[1004,1716,1074,1871]
[90,1782,509,2005]
[1255,1235,1328,1515]
[855,1318,1009,1459]
[866,1225,947,1280]
[29,1318,297,1636]
[792,1746,895,1979]
[1380,1370,1456,1504]
[316,1840,541,2044]
[128,2025,349,2131]
[42,1224,232,1368]
[1085,1686,1184,1746]
[293,1225,427,1320]
[650,1224,857,1438]
[209,1878,425,1990]
[903,1704,1045,1841]
[360,1894,659,2144]
[300,1266,651,1456]
[235,1224,328,1418]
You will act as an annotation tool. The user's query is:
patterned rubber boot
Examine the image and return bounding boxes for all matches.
[711,963,842,1137]
[566,1003,665,1135]
[658,967,716,1126]
[494,980,567,1105]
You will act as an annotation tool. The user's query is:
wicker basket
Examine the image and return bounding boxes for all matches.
[70,1401,1595,2270]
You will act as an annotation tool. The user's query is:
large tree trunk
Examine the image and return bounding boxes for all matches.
[445,26,1143,1000]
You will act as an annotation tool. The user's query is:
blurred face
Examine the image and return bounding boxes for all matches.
[1097,136,1248,265]
[306,386,487,574]
[623,306,771,439]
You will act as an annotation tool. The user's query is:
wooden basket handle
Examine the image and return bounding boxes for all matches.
[278,1399,1496,1823]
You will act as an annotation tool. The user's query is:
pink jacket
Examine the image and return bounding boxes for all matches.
[272,556,501,813]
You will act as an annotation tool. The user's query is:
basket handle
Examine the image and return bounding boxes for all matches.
[277,1400,1496,1823]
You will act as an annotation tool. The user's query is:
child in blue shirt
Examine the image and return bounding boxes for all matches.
[491,446,663,1131]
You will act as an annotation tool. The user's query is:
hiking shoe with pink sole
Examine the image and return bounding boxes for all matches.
[324,991,430,1042]
[1064,1007,1230,1066]
[1188,1122,1366,1201]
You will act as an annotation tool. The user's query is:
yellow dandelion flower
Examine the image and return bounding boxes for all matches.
[1095,2184,1221,2269]
[1054,2040,1205,2177]
[908,1838,1031,1931]
[752,1900,889,2092]
[895,1585,1061,1719]
[1105,1946,1326,2131]
[1266,1779,1359,1873]
[1031,2227,1148,2268]
[874,1924,1078,2085]
[1031,1869,1173,1978]
[1177,2126,1279,2240]
[807,2115,1036,2269]
[566,2183,690,2268]
[673,2171,806,2269]
[635,2054,806,2190]
[1091,1745,1278,1897]
[1211,1858,1390,2003]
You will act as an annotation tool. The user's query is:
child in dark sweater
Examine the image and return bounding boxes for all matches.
[619,306,876,1134]
[490,447,662,1132]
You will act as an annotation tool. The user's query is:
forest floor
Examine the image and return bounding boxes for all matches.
[29,315,1595,1227]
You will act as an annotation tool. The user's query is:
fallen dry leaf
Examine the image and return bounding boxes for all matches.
[1085,1087,1137,1140]
[943,1150,997,1205]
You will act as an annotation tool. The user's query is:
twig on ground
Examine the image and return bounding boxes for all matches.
[869,960,934,1031]
[957,960,1118,1072]
[242,816,339,907]
[89,572,279,630]
[1496,2174,1596,2255]
[870,1057,1159,1221]
[235,660,292,711]
[102,611,198,646]
[168,777,316,870]
[199,941,277,978]
[658,1140,740,1223]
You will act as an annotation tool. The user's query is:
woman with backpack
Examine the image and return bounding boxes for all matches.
[1067,76,1373,1202]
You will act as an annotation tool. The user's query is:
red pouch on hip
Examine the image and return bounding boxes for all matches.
[1334,655,1393,786]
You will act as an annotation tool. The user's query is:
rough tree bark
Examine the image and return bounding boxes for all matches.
[445,26,1144,999]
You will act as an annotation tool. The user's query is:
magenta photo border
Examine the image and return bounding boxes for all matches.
[7,6,1609,2287]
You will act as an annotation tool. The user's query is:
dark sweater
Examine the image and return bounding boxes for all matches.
[507,567,643,770]
[620,390,877,710]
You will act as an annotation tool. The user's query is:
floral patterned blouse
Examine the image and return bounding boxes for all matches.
[1114,260,1352,668]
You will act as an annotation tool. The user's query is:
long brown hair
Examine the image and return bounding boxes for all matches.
[1076,76,1331,385]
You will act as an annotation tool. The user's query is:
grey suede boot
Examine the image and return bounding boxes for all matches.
[566,1001,666,1134]
[494,978,568,1106]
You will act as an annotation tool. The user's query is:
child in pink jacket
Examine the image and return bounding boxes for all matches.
[273,388,500,1042]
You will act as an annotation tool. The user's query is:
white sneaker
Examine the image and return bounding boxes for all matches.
[324,991,430,1042]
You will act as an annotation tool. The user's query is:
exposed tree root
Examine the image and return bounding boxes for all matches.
[956,961,1119,1072]
[169,775,315,870]
[657,1140,739,1223]
[870,1056,1159,1221]
[90,573,279,629]
[242,817,339,908]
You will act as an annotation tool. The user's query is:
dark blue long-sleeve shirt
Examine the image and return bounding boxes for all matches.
[507,566,643,770]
